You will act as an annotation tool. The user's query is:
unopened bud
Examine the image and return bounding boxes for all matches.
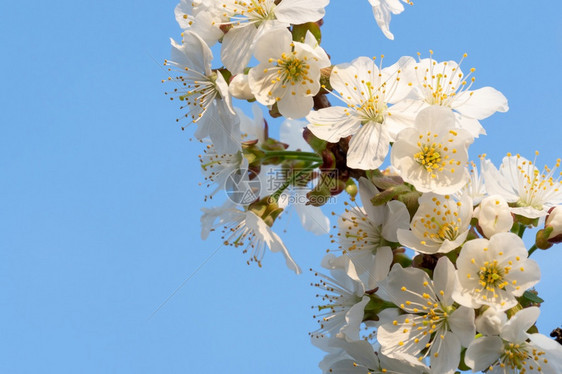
[545,206,562,243]
[473,195,513,238]
[229,74,254,101]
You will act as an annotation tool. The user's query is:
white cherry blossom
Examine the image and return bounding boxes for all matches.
[482,153,562,219]
[200,202,300,273]
[165,31,241,153]
[465,307,562,373]
[378,257,476,374]
[307,56,415,169]
[335,177,409,275]
[397,54,509,138]
[390,106,473,194]
[397,192,472,254]
[249,28,330,119]
[454,232,540,311]
[213,0,329,74]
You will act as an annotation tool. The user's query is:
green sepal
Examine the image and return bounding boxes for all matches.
[292,22,322,43]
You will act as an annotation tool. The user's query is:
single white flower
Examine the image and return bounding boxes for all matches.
[465,307,562,373]
[397,53,509,138]
[199,146,249,199]
[390,106,473,194]
[397,192,472,254]
[335,177,410,276]
[200,202,300,273]
[474,195,514,239]
[174,1,223,46]
[454,232,540,311]
[249,28,330,119]
[307,56,415,170]
[165,31,241,154]
[378,257,476,374]
[313,334,429,374]
[311,254,371,340]
[482,153,562,219]
[214,0,329,74]
[367,0,412,40]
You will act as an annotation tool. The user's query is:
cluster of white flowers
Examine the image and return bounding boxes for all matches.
[163,1,562,372]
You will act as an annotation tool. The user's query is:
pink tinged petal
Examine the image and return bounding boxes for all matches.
[501,306,540,343]
[346,122,390,170]
[252,27,292,63]
[429,332,460,374]
[448,306,476,348]
[274,0,328,24]
[433,257,456,306]
[221,24,259,75]
[306,107,361,142]
[381,200,410,242]
[464,336,503,372]
[452,86,509,119]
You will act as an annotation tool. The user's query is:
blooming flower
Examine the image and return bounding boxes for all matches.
[397,53,509,138]
[312,334,429,374]
[465,307,562,373]
[335,177,409,275]
[200,202,300,273]
[248,28,330,119]
[482,153,562,219]
[307,55,415,169]
[165,31,241,153]
[213,0,329,74]
[174,0,223,46]
[378,257,476,374]
[311,254,371,340]
[367,0,412,40]
[199,146,249,199]
[454,232,540,311]
[397,192,472,254]
[474,195,514,239]
[390,106,473,194]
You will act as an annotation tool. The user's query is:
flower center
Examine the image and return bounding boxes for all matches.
[414,143,444,173]
[478,260,509,291]
[279,55,308,84]
[221,0,277,25]
[499,342,547,372]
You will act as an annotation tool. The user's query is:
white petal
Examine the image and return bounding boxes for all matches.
[433,257,456,306]
[277,93,314,119]
[306,107,361,142]
[429,332,460,374]
[274,0,328,24]
[452,87,509,119]
[347,122,390,170]
[464,336,503,372]
[448,306,476,348]
[221,25,259,74]
[501,306,540,343]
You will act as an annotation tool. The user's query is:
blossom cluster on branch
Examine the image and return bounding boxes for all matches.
[163,1,562,372]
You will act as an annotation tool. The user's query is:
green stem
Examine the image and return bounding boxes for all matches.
[518,224,527,238]
[270,163,320,202]
[262,150,322,163]
[528,244,538,256]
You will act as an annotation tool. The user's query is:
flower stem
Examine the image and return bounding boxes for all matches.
[528,244,538,256]
[262,150,322,163]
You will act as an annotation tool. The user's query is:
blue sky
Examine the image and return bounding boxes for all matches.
[1,1,561,373]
